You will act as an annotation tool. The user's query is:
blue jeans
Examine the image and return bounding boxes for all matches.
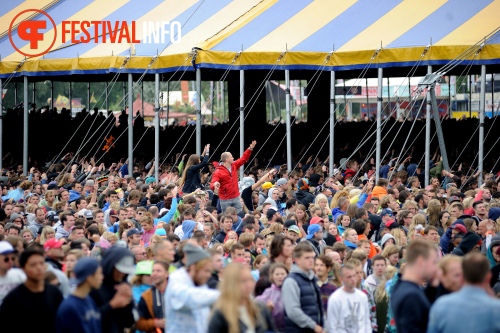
[220,197,243,213]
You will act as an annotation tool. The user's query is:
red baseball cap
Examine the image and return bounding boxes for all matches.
[451,224,467,234]
[310,216,323,225]
[43,239,64,251]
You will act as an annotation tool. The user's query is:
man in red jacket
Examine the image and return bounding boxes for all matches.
[210,140,257,213]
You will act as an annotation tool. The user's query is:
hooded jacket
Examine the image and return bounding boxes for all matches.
[331,207,346,224]
[255,284,285,331]
[90,247,136,333]
[372,186,388,200]
[308,174,321,188]
[381,234,396,248]
[486,236,500,267]
[294,189,315,209]
[210,149,252,200]
[344,239,357,250]
[263,188,279,210]
[440,220,465,254]
[55,226,70,240]
[451,232,481,256]
[344,168,356,181]
[181,220,197,240]
[165,267,220,333]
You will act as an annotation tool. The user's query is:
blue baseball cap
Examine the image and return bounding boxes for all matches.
[380,208,393,217]
[306,224,322,240]
[127,228,143,238]
[72,257,100,286]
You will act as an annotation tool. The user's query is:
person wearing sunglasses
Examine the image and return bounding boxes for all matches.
[0,241,26,307]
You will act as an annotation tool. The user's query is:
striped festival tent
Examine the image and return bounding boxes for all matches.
[0,0,499,77]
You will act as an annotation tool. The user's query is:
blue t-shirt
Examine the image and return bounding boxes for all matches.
[56,295,102,333]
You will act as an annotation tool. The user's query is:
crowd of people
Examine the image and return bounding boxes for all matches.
[0,139,500,333]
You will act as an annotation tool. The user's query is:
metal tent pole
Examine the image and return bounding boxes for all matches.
[221,81,225,122]
[240,70,245,179]
[50,81,54,110]
[32,82,35,107]
[128,74,133,175]
[87,82,90,111]
[23,76,28,176]
[285,70,292,171]
[478,65,486,186]
[210,81,214,125]
[430,87,450,170]
[196,68,201,155]
[155,73,160,182]
[105,81,109,111]
[0,78,2,170]
[69,82,72,114]
[425,65,432,187]
[329,71,335,173]
[376,68,383,182]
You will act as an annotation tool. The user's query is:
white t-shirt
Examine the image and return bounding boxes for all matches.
[326,287,371,333]
[0,268,26,306]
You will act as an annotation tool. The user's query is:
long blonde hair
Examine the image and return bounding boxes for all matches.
[374,265,397,303]
[178,154,201,187]
[427,199,441,228]
[212,263,264,333]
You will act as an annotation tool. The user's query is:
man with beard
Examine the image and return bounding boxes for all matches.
[165,243,219,333]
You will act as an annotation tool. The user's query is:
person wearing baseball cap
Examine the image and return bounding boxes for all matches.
[0,241,26,306]
[56,257,103,333]
[44,238,65,271]
[165,243,220,333]
[259,182,273,205]
[305,224,323,256]
[126,228,143,248]
[287,225,302,244]
[90,247,136,333]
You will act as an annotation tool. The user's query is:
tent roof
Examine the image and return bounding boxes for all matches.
[1,0,500,78]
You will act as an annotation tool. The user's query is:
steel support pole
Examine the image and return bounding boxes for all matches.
[285,70,292,171]
[210,81,214,125]
[430,87,449,171]
[166,81,170,122]
[376,68,383,182]
[329,71,335,173]
[128,74,133,175]
[196,68,201,155]
[105,82,109,111]
[239,70,245,178]
[425,65,432,187]
[221,81,225,122]
[155,73,160,182]
[123,81,126,110]
[478,65,486,186]
[23,76,28,176]
[50,81,54,110]
[69,82,72,114]
[0,79,2,170]
[87,82,90,111]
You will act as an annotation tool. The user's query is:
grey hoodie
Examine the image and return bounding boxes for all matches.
[45,263,70,298]
[55,226,70,240]
[281,264,322,330]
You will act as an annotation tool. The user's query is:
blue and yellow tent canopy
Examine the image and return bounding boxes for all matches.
[0,0,499,78]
